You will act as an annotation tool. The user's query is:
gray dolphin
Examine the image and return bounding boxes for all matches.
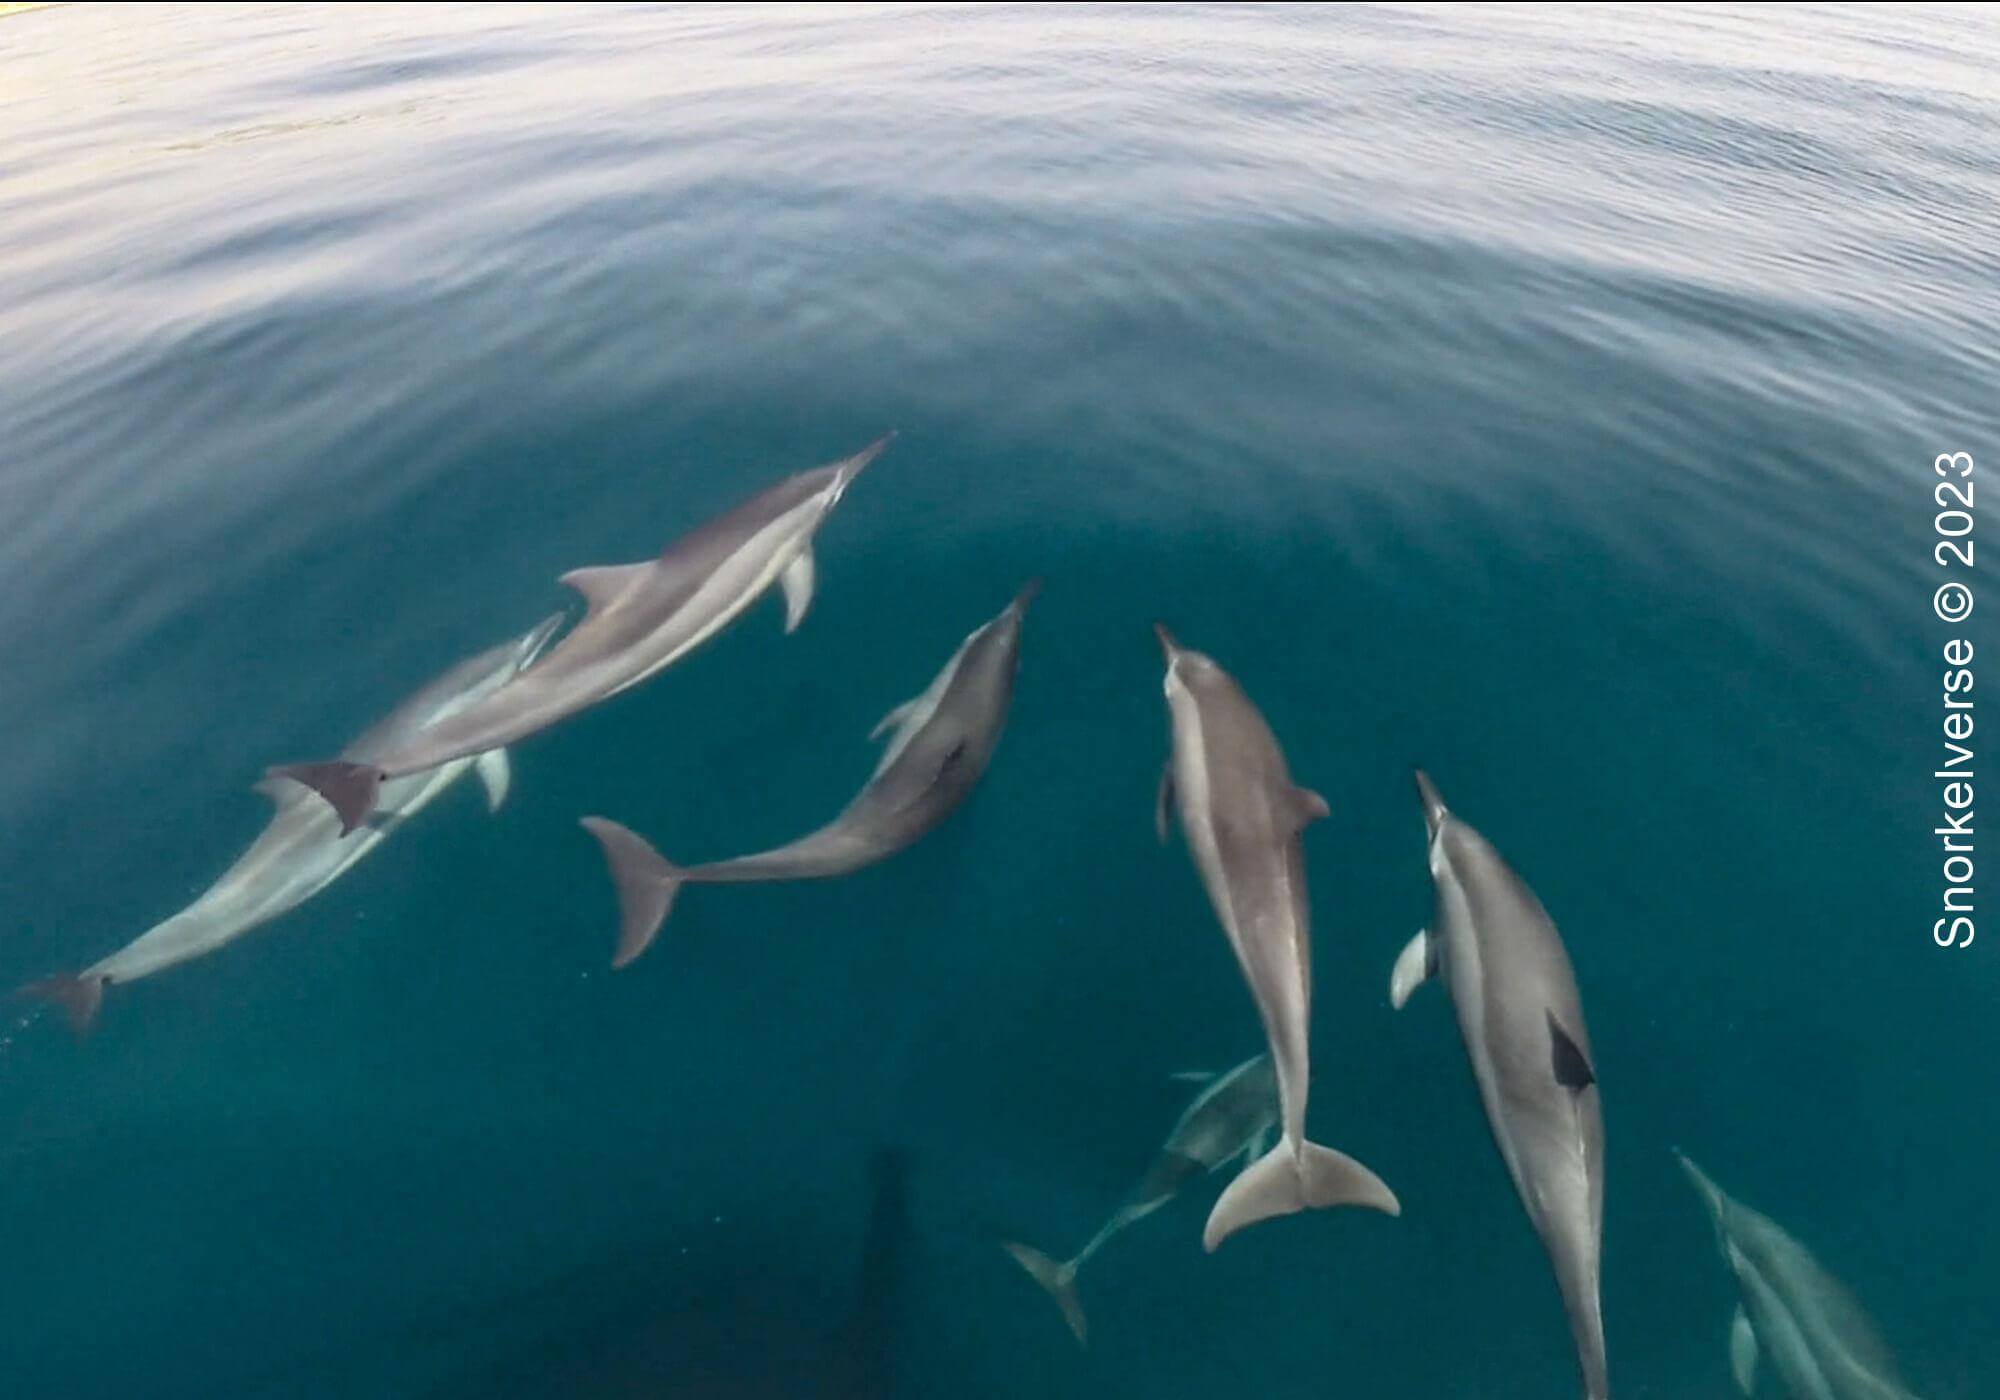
[272,433,893,833]
[19,613,562,1033]
[1676,1152,1922,1400]
[1391,769,1608,1400]
[581,580,1038,968]
[1002,1053,1280,1345]
[1154,625,1400,1251]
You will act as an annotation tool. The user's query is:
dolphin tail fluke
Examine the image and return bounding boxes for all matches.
[1000,1241,1087,1346]
[18,973,106,1036]
[268,760,383,835]
[1202,1140,1400,1252]
[579,817,685,969]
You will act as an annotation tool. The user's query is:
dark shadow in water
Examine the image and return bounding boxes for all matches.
[838,1147,910,1399]
[374,1148,917,1400]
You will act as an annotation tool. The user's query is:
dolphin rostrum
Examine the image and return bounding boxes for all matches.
[19,613,562,1033]
[581,580,1038,968]
[272,433,893,833]
[1154,624,1400,1250]
[1002,1053,1280,1345]
[1677,1152,1922,1400]
[1391,769,1608,1400]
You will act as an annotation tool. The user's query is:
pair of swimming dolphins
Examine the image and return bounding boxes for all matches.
[25,433,1036,1028]
[1002,632,1609,1397]
[1163,630,1607,1397]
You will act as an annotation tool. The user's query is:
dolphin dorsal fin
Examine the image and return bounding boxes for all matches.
[1548,1011,1596,1092]
[1284,785,1330,831]
[932,740,969,786]
[559,562,650,617]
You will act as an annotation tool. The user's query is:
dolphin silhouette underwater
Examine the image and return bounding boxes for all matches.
[1391,769,1609,1400]
[582,580,1037,967]
[1154,624,1400,1250]
[19,613,562,1032]
[272,432,893,833]
[1001,1053,1279,1345]
[1677,1151,1924,1400]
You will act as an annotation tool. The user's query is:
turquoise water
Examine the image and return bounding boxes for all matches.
[2,3,1995,1396]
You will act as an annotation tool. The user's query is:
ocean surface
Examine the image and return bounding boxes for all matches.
[1,4,1995,1397]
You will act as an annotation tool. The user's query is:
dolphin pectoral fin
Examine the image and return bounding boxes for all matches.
[1167,1070,1214,1084]
[779,547,816,634]
[1284,785,1330,831]
[869,696,920,743]
[474,749,512,812]
[1729,1306,1758,1395]
[579,817,687,969]
[267,761,383,835]
[559,562,649,618]
[1155,763,1176,844]
[1389,928,1437,1009]
[17,973,107,1037]
[1547,1011,1597,1092]
[1202,1140,1400,1252]
[1000,1241,1087,1347]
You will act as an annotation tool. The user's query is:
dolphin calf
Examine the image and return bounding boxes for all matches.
[1154,624,1400,1251]
[582,580,1038,968]
[1002,1053,1279,1345]
[272,433,893,833]
[20,614,562,1033]
[1677,1152,1922,1400]
[1391,769,1608,1400]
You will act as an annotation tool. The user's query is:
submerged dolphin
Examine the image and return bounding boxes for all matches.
[1677,1152,1922,1400]
[1154,625,1400,1250]
[20,614,562,1033]
[273,433,894,833]
[582,580,1038,968]
[1002,1053,1280,1345]
[1391,769,1608,1400]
